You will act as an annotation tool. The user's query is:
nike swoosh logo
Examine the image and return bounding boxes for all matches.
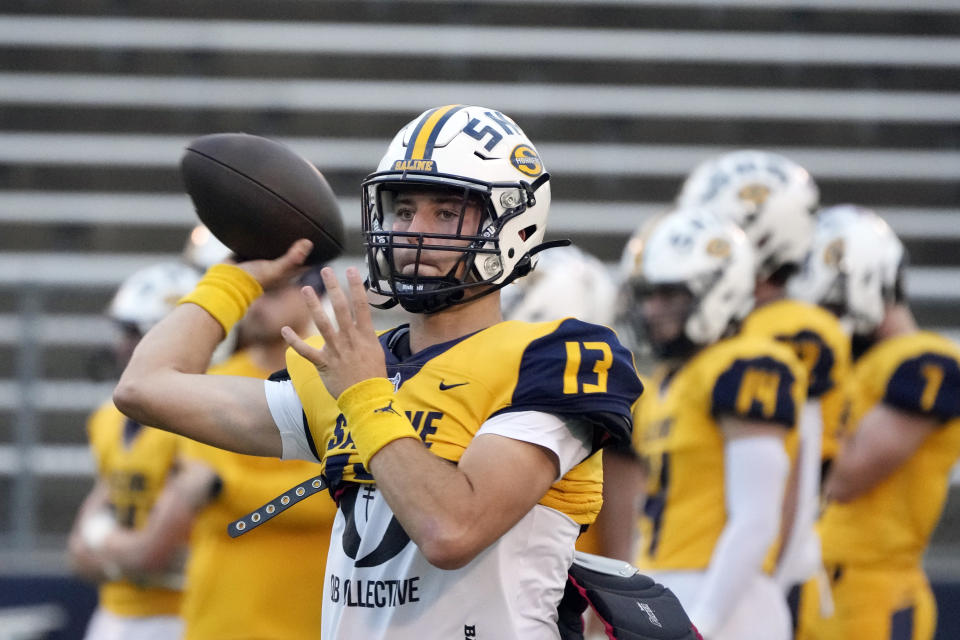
[438,381,469,391]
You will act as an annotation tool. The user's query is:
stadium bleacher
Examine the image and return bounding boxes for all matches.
[1,0,959,599]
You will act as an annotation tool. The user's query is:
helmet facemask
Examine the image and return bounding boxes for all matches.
[623,280,700,361]
[363,173,545,314]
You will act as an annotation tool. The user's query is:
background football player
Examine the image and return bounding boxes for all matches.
[678,150,852,628]
[112,105,645,638]
[68,261,201,640]
[792,206,960,640]
[619,206,806,640]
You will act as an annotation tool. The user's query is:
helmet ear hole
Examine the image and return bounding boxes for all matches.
[519,224,536,241]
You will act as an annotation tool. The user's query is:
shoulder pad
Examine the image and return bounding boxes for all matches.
[773,329,837,397]
[884,352,960,421]
[742,301,850,398]
[712,355,800,427]
[507,319,644,447]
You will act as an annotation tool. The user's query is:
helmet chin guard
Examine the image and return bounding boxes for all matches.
[361,105,554,314]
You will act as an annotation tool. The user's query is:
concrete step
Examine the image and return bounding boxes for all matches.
[2,17,959,76]
[2,105,956,150]
[5,47,956,92]
[3,1,959,34]
[5,73,958,123]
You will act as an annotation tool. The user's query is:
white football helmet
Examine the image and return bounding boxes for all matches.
[620,206,755,357]
[182,224,233,272]
[789,205,905,335]
[362,105,553,313]
[108,262,202,335]
[501,245,617,326]
[677,150,818,282]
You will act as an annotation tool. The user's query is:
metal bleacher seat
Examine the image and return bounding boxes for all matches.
[0,0,959,573]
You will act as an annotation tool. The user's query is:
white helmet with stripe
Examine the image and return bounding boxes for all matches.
[362,105,553,313]
[789,205,905,335]
[620,206,756,357]
[677,150,818,282]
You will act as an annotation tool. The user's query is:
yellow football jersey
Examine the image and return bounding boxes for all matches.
[633,334,806,571]
[287,319,644,526]
[740,298,852,465]
[180,351,336,640]
[86,402,183,617]
[819,331,960,569]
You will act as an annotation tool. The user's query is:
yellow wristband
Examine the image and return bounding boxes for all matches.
[178,264,263,335]
[338,378,419,467]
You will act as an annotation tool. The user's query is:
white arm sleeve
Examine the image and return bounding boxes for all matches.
[688,434,789,637]
[263,379,319,462]
[475,411,593,478]
[775,399,825,588]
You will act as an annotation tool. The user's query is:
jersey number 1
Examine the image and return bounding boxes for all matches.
[563,341,613,394]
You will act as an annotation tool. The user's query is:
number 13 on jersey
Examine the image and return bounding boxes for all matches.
[563,341,613,394]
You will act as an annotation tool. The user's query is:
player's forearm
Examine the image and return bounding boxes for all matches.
[595,450,644,561]
[825,429,896,502]
[369,438,487,570]
[823,438,886,502]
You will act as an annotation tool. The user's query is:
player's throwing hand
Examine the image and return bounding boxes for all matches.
[281,266,387,398]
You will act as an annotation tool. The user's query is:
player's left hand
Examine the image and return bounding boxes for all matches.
[281,266,387,398]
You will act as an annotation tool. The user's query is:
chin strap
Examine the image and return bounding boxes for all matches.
[509,238,572,280]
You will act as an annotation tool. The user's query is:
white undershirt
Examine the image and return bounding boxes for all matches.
[263,379,593,478]
[261,378,596,639]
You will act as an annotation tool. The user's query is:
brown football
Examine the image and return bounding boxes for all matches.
[180,133,345,265]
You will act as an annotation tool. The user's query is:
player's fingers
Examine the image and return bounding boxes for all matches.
[299,286,339,356]
[270,239,312,281]
[279,239,313,269]
[280,325,327,369]
[346,267,375,335]
[321,267,356,334]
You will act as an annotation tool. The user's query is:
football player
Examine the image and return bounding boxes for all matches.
[113,105,645,639]
[793,206,957,640]
[68,262,201,640]
[678,151,852,621]
[620,206,806,640]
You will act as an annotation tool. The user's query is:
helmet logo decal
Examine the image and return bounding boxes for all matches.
[510,145,542,177]
[404,104,465,163]
[706,237,731,259]
[737,183,770,211]
[824,238,844,266]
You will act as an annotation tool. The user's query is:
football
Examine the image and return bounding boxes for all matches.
[180,133,345,265]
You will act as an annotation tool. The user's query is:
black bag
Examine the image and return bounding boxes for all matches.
[558,552,702,640]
